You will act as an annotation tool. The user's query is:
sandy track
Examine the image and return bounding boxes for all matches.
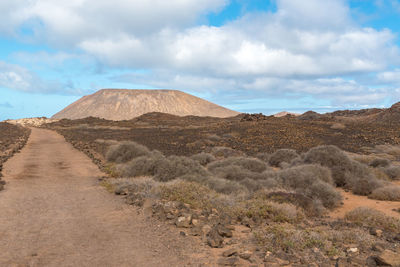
[329,186,400,219]
[0,128,203,266]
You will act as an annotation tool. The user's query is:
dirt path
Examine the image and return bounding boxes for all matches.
[329,186,400,219]
[0,128,206,266]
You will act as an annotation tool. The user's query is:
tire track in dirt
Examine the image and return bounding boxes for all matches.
[0,128,206,266]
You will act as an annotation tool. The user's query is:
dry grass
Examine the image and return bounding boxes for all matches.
[269,149,299,167]
[106,141,150,163]
[345,207,400,232]
[190,152,216,166]
[159,180,216,210]
[369,185,400,201]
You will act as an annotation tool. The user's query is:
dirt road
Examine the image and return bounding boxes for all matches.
[0,128,204,266]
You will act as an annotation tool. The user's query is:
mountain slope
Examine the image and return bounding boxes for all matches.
[52,89,240,120]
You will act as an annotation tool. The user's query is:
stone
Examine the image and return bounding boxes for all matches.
[222,248,237,257]
[394,233,400,241]
[207,228,224,248]
[366,256,378,267]
[346,247,358,254]
[372,243,385,252]
[370,228,383,237]
[191,219,199,226]
[375,249,400,267]
[217,257,239,266]
[238,250,252,260]
[175,213,192,228]
[216,224,233,238]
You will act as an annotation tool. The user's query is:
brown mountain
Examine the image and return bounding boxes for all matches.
[52,89,240,120]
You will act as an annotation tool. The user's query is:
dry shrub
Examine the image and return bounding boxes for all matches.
[303,145,383,195]
[207,157,268,173]
[372,145,400,158]
[369,158,391,168]
[345,207,400,232]
[210,165,256,181]
[344,161,384,195]
[369,185,400,201]
[269,149,299,167]
[209,165,274,182]
[278,165,341,209]
[370,167,390,181]
[210,146,245,158]
[178,174,248,196]
[117,151,166,177]
[255,152,271,162]
[255,224,326,253]
[154,156,209,182]
[303,145,353,186]
[238,198,304,224]
[383,165,400,180]
[190,152,216,166]
[109,177,157,197]
[106,141,150,163]
[261,191,325,217]
[159,180,215,209]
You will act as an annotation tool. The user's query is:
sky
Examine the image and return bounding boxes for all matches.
[1,0,400,120]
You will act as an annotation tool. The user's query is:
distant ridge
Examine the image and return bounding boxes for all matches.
[52,89,240,120]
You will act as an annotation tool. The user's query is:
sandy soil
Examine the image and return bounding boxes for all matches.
[329,185,400,219]
[0,128,207,266]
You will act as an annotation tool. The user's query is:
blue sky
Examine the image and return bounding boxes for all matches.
[1,0,400,120]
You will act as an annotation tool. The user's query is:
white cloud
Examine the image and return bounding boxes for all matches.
[378,69,400,84]
[0,61,71,94]
[0,0,399,107]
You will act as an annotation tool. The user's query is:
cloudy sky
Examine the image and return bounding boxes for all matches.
[1,0,400,120]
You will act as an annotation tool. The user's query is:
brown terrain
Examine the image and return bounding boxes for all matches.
[52,89,239,120]
[0,128,213,266]
[42,102,400,266]
[0,122,30,190]
[2,95,400,266]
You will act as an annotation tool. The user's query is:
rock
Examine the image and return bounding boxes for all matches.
[275,258,290,265]
[190,226,202,236]
[346,247,358,254]
[216,224,233,238]
[394,233,400,241]
[202,225,212,236]
[375,249,400,267]
[366,256,378,267]
[372,243,385,252]
[175,213,192,228]
[370,228,383,237]
[191,219,199,226]
[217,257,239,266]
[222,248,237,257]
[207,228,224,248]
[239,250,252,260]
